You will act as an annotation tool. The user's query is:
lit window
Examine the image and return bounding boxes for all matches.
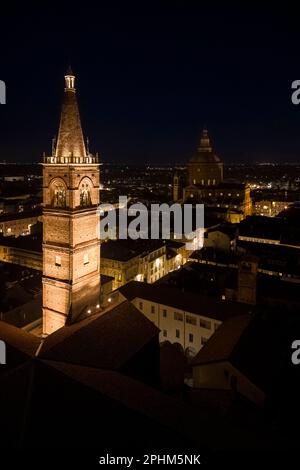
[84,253,89,265]
[55,255,61,267]
[200,319,211,329]
[186,315,196,325]
[7,228,11,234]
[174,312,183,321]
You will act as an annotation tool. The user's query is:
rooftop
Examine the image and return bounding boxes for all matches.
[191,313,283,393]
[0,207,42,223]
[119,281,253,321]
[101,239,165,262]
[39,300,159,370]
[0,233,42,252]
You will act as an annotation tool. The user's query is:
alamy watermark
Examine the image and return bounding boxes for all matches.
[97,197,205,250]
[0,340,6,364]
[0,80,6,104]
[291,340,300,365]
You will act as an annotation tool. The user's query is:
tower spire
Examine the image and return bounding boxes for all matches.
[55,68,87,162]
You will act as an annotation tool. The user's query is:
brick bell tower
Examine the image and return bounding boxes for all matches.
[42,68,101,335]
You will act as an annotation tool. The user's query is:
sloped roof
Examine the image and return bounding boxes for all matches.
[39,300,159,369]
[0,320,40,374]
[0,320,40,357]
[120,281,253,321]
[191,315,252,366]
[191,313,280,393]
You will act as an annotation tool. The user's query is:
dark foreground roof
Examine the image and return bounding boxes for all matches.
[39,300,159,369]
[0,359,273,450]
[0,321,40,356]
[0,321,40,374]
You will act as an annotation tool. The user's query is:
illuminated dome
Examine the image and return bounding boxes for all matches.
[189,129,221,164]
[187,128,223,187]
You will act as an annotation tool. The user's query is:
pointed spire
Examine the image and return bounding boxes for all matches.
[198,128,212,153]
[55,69,87,161]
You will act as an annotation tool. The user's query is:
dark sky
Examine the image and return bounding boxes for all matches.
[1,3,300,164]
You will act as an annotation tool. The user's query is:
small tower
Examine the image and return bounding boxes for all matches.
[173,172,184,202]
[42,69,101,335]
[237,255,258,305]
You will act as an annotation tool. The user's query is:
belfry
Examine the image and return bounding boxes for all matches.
[42,69,101,335]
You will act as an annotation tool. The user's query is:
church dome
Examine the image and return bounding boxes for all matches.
[189,129,221,163]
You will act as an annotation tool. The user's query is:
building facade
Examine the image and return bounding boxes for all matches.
[117,281,252,357]
[0,209,42,237]
[101,240,168,290]
[42,70,101,335]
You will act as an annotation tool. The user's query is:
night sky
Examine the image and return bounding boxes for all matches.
[1,3,300,164]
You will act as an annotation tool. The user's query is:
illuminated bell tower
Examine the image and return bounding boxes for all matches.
[42,69,101,335]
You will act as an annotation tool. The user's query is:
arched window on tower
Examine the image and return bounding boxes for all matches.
[80,183,91,207]
[51,179,66,208]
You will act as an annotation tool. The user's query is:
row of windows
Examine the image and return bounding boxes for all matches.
[139,302,213,329]
[193,178,217,186]
[162,329,208,345]
[147,248,165,261]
